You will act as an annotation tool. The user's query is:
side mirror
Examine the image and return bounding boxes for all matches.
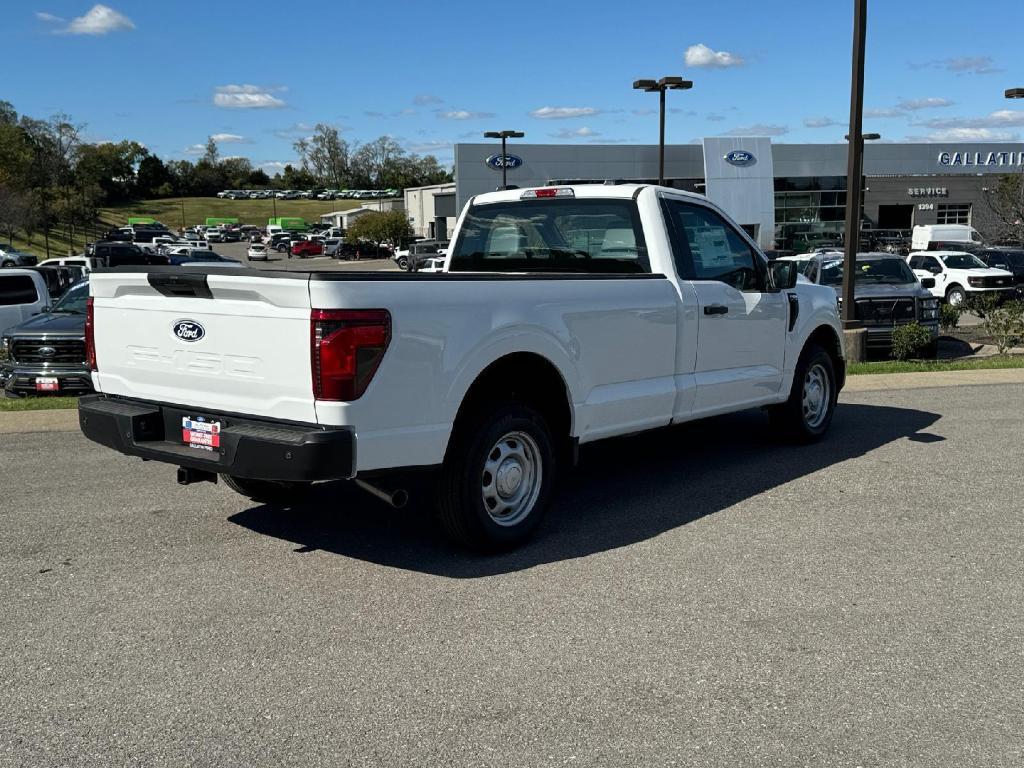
[767,260,798,292]
[921,277,936,289]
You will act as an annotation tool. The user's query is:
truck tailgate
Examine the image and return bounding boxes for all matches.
[90,270,316,423]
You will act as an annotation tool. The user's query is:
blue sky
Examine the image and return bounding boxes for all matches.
[6,0,1023,172]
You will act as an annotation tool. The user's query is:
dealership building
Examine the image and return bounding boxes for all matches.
[451,139,1024,251]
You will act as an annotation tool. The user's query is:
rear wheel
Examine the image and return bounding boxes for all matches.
[437,402,556,551]
[768,343,837,442]
[946,285,966,306]
[397,256,409,270]
[221,475,312,505]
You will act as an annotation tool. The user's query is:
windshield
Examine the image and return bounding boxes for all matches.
[941,253,988,269]
[820,258,917,286]
[51,281,89,313]
[449,198,648,274]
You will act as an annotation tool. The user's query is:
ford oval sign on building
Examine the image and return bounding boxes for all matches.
[724,150,756,167]
[485,154,524,170]
[173,320,205,342]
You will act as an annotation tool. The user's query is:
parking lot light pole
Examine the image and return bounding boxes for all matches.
[841,0,868,351]
[484,130,525,190]
[633,77,693,186]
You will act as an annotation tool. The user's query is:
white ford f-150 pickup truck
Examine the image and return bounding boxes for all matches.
[79,184,845,550]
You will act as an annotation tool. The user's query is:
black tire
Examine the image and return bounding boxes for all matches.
[437,402,557,551]
[397,256,409,271]
[1,260,13,268]
[946,285,966,307]
[768,343,838,443]
[221,475,312,505]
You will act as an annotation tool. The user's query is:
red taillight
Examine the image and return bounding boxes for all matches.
[85,297,97,371]
[310,309,391,401]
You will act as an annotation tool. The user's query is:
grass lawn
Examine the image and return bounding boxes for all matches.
[848,355,1024,375]
[7,197,364,258]
[0,396,79,412]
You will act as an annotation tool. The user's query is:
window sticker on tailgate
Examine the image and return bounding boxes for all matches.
[182,417,221,451]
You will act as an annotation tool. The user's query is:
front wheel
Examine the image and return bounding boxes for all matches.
[397,256,409,271]
[221,475,312,505]
[768,344,837,443]
[437,402,557,551]
[946,285,966,307]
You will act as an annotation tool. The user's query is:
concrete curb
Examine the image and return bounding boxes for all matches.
[844,367,1024,393]
[0,408,78,435]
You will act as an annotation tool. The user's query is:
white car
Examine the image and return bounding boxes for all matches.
[37,256,100,273]
[907,251,1015,306]
[182,239,211,251]
[81,183,844,551]
[247,244,269,261]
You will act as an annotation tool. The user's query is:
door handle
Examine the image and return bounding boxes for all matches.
[703,304,729,316]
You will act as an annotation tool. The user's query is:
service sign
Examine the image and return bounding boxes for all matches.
[485,154,524,170]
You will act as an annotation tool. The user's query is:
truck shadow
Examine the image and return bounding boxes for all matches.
[228,403,942,578]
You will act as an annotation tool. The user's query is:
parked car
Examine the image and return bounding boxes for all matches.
[79,183,843,551]
[0,279,93,396]
[975,247,1024,297]
[332,242,359,261]
[247,243,269,261]
[167,250,240,267]
[0,247,38,268]
[206,228,225,243]
[0,269,48,335]
[29,266,74,299]
[37,256,100,273]
[911,224,984,252]
[92,242,170,267]
[289,240,324,258]
[396,240,448,271]
[907,251,1016,306]
[804,252,939,357]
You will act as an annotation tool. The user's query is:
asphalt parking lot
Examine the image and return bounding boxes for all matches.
[2,382,1023,767]
[215,241,398,273]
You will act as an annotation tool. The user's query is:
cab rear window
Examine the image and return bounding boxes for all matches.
[449,198,648,274]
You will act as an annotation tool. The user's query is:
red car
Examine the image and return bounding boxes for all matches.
[289,239,324,258]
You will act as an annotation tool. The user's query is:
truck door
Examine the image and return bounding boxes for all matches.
[661,199,788,415]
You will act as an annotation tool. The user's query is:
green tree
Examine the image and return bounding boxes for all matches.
[202,136,219,166]
[137,154,171,198]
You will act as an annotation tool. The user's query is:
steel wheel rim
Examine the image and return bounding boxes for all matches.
[949,290,964,306]
[481,431,542,527]
[802,363,830,430]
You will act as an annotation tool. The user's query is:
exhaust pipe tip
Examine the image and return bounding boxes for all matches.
[355,479,409,509]
[391,489,409,509]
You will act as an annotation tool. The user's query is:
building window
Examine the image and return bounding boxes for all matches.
[936,204,971,225]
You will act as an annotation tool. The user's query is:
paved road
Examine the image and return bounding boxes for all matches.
[2,384,1023,767]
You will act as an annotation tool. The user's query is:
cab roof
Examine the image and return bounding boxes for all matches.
[470,183,709,206]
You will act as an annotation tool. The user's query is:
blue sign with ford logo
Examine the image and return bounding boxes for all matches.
[485,154,524,170]
[724,150,756,167]
[173,320,205,342]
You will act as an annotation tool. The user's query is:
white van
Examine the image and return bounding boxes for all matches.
[911,224,983,251]
[37,256,100,273]
[0,269,48,335]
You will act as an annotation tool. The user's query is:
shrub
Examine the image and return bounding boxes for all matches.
[939,303,962,332]
[891,322,934,360]
[964,292,1000,319]
[982,300,1024,355]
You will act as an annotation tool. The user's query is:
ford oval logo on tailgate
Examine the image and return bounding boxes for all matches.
[173,320,205,342]
[724,150,756,167]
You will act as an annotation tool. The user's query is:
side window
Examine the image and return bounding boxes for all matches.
[0,276,40,306]
[662,199,761,291]
[923,256,942,273]
[909,255,922,269]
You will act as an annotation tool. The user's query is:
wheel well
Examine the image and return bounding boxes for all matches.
[945,283,963,296]
[807,325,845,389]
[450,353,573,456]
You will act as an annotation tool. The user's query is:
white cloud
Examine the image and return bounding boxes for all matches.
[803,116,840,128]
[722,123,789,137]
[406,140,453,154]
[61,4,134,35]
[914,109,1024,130]
[36,11,64,23]
[529,106,600,119]
[864,108,905,119]
[183,144,205,156]
[706,113,726,122]
[913,128,1020,142]
[916,56,1001,75]
[210,133,249,143]
[437,109,495,120]
[684,43,744,69]
[897,97,953,111]
[551,126,600,139]
[260,161,289,171]
[213,84,287,109]
[414,94,443,106]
